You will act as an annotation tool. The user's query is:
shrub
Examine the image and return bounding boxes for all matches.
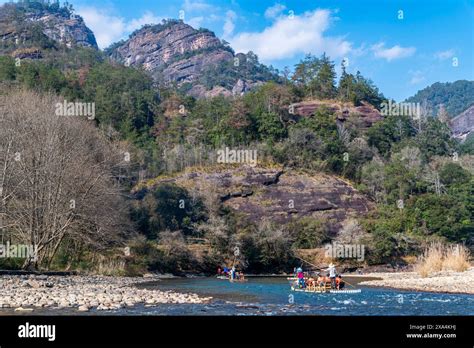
[414,243,471,277]
[414,243,444,277]
[443,244,470,272]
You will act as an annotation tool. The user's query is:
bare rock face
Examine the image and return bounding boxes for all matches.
[0,3,98,51]
[450,105,474,141]
[290,100,383,129]
[34,14,98,49]
[107,21,275,98]
[144,166,373,236]
[109,21,233,88]
[111,22,228,73]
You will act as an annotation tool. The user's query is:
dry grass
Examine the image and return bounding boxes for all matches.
[415,243,471,277]
[95,258,126,276]
[414,243,444,277]
[443,245,471,272]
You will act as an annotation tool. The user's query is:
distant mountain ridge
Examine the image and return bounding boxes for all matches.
[0,3,278,98]
[405,80,474,118]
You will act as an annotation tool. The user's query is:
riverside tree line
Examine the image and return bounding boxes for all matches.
[0,40,472,273]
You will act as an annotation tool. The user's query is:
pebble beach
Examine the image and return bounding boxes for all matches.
[359,267,474,295]
[0,275,212,313]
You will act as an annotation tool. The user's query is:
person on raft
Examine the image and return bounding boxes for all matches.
[317,273,331,288]
[306,274,316,289]
[228,267,245,281]
[296,267,305,288]
[326,263,337,289]
[223,266,229,277]
[336,275,345,290]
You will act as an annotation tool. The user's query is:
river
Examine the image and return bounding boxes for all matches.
[3,276,472,316]
[128,276,474,316]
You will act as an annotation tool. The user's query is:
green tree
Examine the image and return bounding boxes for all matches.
[415,118,456,160]
[338,62,357,103]
[132,184,207,239]
[367,115,416,157]
[312,53,337,99]
[439,162,471,188]
[83,63,159,138]
[292,54,321,97]
[0,56,16,80]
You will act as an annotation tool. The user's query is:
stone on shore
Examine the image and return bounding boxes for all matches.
[360,267,474,294]
[0,275,212,312]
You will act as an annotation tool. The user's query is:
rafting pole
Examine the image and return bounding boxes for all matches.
[294,256,323,270]
[339,278,357,288]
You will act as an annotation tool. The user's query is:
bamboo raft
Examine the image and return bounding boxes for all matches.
[290,279,361,294]
[216,275,248,282]
[291,286,361,294]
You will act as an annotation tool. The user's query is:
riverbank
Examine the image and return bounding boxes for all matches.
[357,267,474,295]
[0,275,212,312]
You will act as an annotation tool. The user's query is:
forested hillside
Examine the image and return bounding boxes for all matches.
[0,1,472,274]
[405,80,474,118]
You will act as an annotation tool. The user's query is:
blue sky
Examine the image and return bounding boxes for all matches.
[3,0,473,101]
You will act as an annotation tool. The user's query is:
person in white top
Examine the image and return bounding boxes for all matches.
[327,263,337,289]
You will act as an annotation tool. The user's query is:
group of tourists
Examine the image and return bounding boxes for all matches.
[217,266,245,281]
[294,263,345,290]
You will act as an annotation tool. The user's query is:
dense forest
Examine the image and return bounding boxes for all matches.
[0,1,472,275]
[405,80,474,118]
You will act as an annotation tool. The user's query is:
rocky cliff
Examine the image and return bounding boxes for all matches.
[0,2,98,56]
[290,100,383,129]
[139,166,373,236]
[450,105,474,141]
[107,20,278,98]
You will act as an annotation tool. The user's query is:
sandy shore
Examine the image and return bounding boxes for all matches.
[0,275,212,312]
[358,267,474,294]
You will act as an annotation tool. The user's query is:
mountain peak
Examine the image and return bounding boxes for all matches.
[0,1,98,53]
[109,19,228,69]
[107,19,279,98]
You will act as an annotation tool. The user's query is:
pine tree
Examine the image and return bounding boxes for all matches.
[338,62,356,103]
[313,53,337,99]
[292,54,321,97]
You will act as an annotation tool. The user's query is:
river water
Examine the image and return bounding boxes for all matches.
[3,277,472,316]
[126,277,474,316]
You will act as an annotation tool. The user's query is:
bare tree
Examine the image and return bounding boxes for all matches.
[0,89,132,269]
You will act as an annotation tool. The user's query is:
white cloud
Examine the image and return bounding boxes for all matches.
[409,70,425,85]
[187,16,204,29]
[228,9,352,61]
[77,7,126,49]
[223,10,237,38]
[264,3,287,19]
[435,49,455,60]
[77,7,164,49]
[371,42,416,61]
[126,11,162,32]
[182,0,213,13]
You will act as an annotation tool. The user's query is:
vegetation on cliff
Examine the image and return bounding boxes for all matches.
[405,80,474,118]
[0,3,472,274]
